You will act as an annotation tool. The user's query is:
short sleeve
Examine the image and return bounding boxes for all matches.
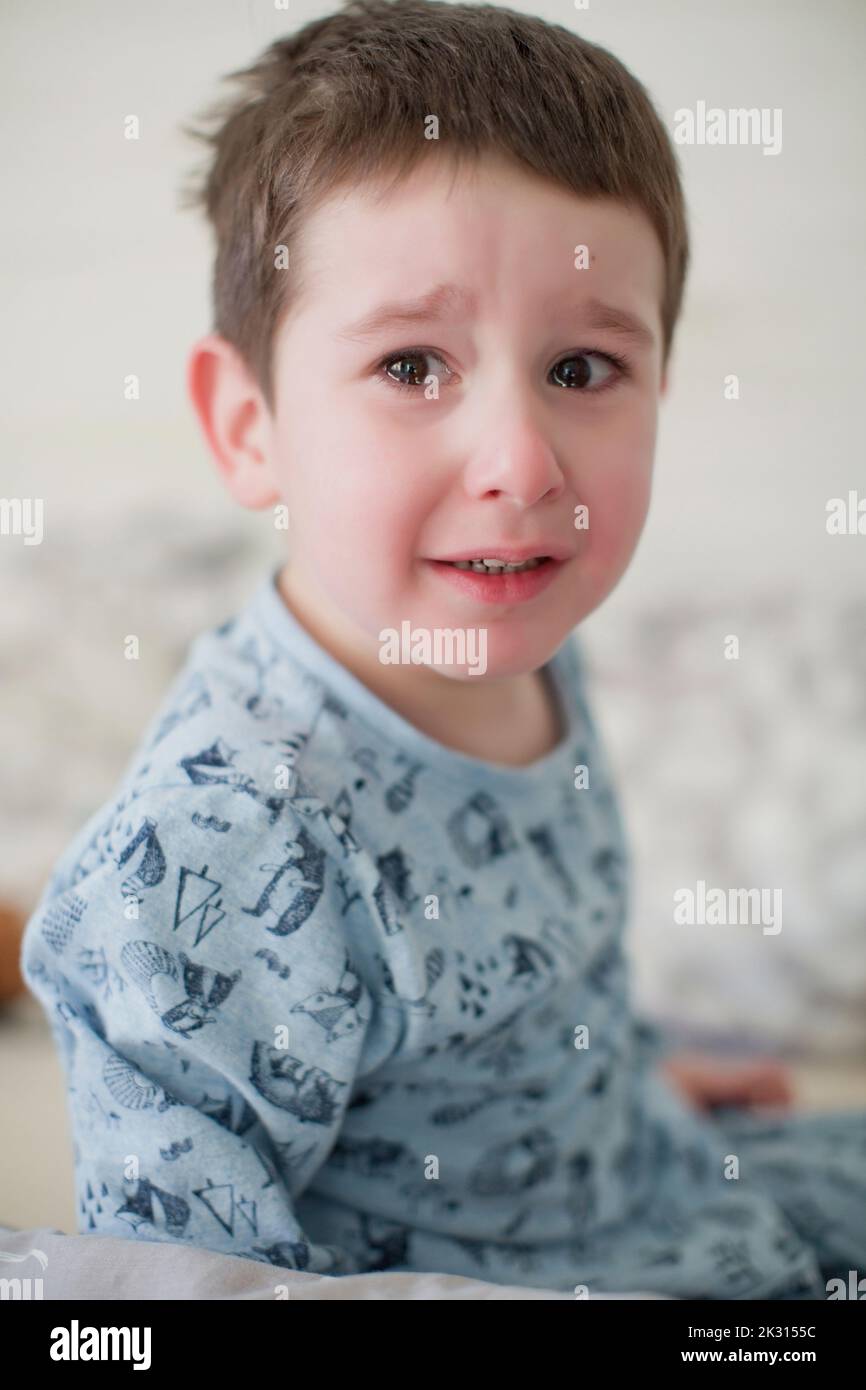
[20,779,379,1276]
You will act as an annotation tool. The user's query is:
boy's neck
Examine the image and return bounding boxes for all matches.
[275,563,563,767]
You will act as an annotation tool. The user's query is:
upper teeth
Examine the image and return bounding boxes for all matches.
[449,556,546,573]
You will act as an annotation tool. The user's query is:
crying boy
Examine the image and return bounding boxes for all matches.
[21,0,866,1298]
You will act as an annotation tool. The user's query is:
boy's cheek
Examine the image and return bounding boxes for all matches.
[572,482,652,599]
[586,464,652,542]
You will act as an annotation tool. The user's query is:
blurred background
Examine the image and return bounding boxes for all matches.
[2,0,865,1235]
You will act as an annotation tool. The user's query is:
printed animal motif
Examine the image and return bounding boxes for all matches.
[120,939,240,1034]
[181,738,252,791]
[180,737,284,821]
[468,1128,558,1196]
[102,1053,180,1113]
[290,780,362,857]
[249,1042,347,1124]
[290,953,368,1043]
[241,827,325,936]
[115,1176,191,1237]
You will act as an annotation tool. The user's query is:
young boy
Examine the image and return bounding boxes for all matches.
[21,0,866,1298]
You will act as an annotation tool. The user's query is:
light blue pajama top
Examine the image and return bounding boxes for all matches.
[20,567,866,1298]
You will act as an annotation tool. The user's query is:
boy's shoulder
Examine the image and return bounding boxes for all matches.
[20,591,409,1147]
[35,587,358,922]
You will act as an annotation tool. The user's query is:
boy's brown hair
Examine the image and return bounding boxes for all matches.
[181,0,688,410]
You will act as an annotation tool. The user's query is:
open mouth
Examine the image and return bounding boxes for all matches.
[435,556,552,574]
[426,555,564,604]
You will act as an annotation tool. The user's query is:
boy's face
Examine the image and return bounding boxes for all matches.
[209,152,667,683]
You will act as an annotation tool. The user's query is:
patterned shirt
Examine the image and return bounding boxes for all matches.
[21,566,852,1298]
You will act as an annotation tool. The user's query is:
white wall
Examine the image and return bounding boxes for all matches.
[3,0,864,593]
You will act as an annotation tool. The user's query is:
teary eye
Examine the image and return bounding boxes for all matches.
[379,348,452,392]
[374,345,630,397]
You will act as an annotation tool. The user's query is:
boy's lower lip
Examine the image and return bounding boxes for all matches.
[424,557,565,604]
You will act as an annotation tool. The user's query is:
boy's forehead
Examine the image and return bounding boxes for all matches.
[289,155,665,341]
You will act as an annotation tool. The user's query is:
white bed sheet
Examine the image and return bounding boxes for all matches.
[0,1226,672,1300]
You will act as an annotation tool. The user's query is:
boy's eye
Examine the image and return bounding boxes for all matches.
[552,351,624,391]
[375,346,629,396]
[379,349,452,392]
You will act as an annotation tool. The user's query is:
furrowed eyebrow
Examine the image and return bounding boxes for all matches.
[336,283,478,342]
[336,284,655,352]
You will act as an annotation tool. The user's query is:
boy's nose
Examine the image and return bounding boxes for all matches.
[462,421,567,508]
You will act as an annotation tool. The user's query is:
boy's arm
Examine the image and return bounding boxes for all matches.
[20,785,383,1276]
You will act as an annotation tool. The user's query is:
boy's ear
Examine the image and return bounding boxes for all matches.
[186,333,281,510]
[659,365,670,398]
